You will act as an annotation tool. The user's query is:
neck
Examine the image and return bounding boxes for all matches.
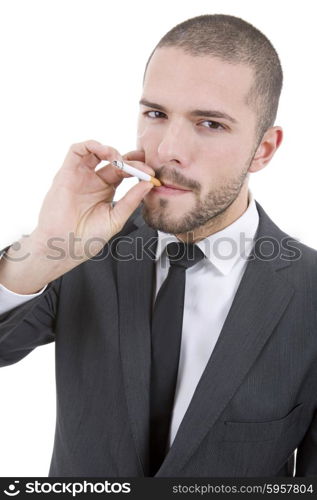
[175,185,250,244]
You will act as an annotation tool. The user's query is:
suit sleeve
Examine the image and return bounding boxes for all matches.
[0,274,61,367]
[0,204,143,368]
[0,282,48,315]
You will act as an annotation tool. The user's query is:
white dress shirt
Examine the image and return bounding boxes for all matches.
[0,190,259,447]
[153,190,259,446]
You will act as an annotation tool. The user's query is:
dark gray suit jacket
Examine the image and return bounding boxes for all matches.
[1,200,317,477]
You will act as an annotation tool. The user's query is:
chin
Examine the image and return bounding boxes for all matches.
[141,203,201,234]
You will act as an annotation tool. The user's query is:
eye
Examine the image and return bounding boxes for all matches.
[143,110,166,119]
[200,120,225,130]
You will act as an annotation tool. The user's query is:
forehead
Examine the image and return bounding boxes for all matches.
[143,47,255,114]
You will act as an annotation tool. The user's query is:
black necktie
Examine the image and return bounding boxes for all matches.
[149,241,205,476]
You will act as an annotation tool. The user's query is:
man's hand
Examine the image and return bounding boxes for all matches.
[32,140,154,262]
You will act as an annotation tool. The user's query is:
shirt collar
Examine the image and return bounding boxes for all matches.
[155,190,259,276]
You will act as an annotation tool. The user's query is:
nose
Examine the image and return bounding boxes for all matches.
[157,120,192,167]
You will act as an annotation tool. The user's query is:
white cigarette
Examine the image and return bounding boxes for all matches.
[112,160,161,187]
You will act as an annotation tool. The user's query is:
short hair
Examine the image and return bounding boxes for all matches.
[143,14,283,142]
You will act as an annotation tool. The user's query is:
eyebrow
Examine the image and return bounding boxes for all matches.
[139,98,238,124]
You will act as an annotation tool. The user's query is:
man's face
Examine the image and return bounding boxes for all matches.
[137,47,259,236]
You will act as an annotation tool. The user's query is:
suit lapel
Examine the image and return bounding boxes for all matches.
[116,222,157,475]
[157,202,296,476]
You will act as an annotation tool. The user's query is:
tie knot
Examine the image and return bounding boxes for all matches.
[166,242,205,270]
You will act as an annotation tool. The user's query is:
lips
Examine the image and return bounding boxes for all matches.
[159,182,191,192]
[151,182,192,196]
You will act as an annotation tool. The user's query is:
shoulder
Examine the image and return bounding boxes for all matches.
[255,200,317,267]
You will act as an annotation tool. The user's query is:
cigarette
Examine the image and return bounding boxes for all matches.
[112,160,162,187]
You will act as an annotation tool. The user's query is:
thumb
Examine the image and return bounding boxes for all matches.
[110,180,153,229]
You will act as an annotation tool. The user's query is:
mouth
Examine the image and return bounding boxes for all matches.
[152,181,192,195]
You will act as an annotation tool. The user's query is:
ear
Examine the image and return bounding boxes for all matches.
[248,126,283,173]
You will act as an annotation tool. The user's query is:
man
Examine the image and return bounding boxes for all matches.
[0,14,317,477]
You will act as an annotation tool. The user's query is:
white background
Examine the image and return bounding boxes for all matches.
[0,0,316,476]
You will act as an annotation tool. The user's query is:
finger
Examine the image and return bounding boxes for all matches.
[110,180,153,229]
[95,162,133,186]
[62,140,122,171]
[122,150,145,163]
[126,160,156,177]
